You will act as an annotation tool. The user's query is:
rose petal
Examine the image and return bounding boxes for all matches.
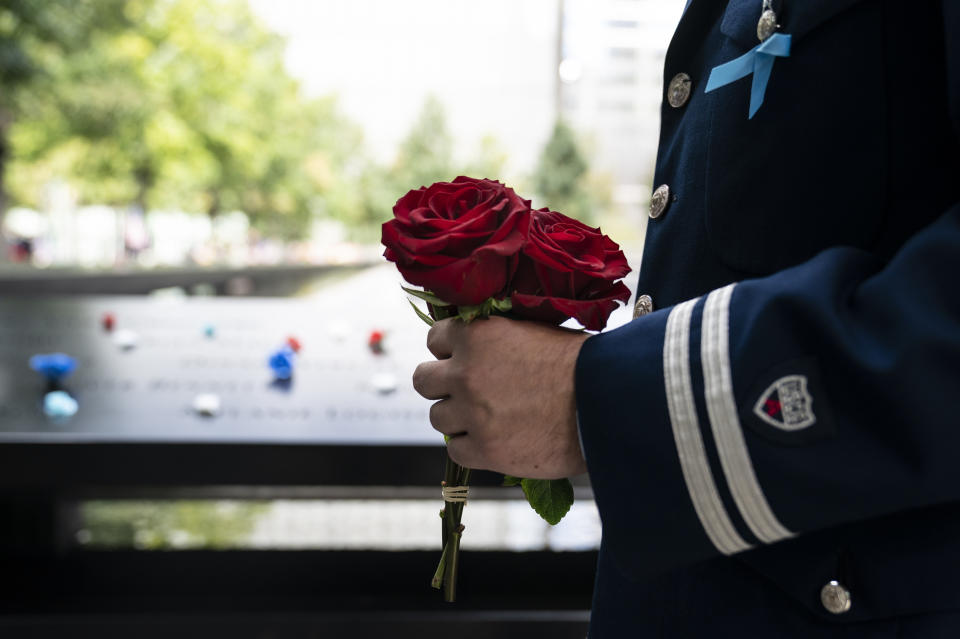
[511,280,630,331]
[382,178,532,304]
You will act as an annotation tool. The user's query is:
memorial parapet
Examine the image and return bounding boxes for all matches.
[0,294,447,488]
[0,281,595,636]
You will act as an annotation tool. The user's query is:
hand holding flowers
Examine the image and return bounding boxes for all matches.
[382,176,631,601]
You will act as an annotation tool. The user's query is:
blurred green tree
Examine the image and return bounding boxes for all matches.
[0,0,133,224]
[392,95,455,189]
[532,119,594,224]
[462,134,508,183]
[7,0,363,240]
[4,6,512,244]
[135,0,349,238]
[355,95,459,236]
[357,96,509,237]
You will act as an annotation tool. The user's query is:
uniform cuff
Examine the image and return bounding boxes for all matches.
[575,306,719,577]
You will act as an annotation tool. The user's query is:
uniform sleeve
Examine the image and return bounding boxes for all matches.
[574,0,960,582]
[576,200,960,579]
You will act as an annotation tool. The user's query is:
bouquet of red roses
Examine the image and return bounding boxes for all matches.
[382,176,631,602]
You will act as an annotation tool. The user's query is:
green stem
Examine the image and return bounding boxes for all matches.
[442,453,458,548]
[443,527,463,603]
[421,293,476,600]
[437,452,471,602]
[431,540,449,590]
[451,467,471,528]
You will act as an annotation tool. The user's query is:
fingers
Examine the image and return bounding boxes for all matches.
[430,399,487,470]
[417,317,495,470]
[430,400,491,470]
[445,433,485,471]
[425,317,460,359]
[428,399,467,438]
[412,359,453,400]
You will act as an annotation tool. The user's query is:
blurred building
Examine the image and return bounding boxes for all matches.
[252,0,684,188]
[251,0,560,181]
[559,0,685,226]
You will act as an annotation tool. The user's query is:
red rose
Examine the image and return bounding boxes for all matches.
[510,208,631,331]
[382,176,530,306]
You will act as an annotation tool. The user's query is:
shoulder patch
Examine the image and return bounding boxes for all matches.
[753,375,816,431]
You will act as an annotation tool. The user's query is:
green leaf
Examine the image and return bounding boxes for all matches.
[457,304,482,323]
[502,474,522,487]
[401,286,450,307]
[491,297,513,313]
[408,299,435,326]
[432,303,455,321]
[520,478,574,525]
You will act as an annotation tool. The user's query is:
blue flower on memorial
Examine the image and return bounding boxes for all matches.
[29,353,78,382]
[268,345,296,380]
[43,390,79,419]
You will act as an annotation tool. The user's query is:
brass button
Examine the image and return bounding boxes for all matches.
[633,295,654,319]
[820,581,852,615]
[649,184,671,219]
[757,9,778,41]
[667,73,692,108]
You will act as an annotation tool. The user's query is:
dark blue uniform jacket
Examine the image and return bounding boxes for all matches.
[575,0,960,636]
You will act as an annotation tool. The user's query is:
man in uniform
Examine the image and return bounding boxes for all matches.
[412,0,960,635]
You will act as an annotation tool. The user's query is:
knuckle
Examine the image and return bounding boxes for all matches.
[426,319,454,357]
[411,363,428,394]
[425,326,439,352]
[446,440,465,466]
[428,401,443,428]
[448,438,478,469]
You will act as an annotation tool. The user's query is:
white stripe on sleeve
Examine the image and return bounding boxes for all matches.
[701,284,794,544]
[663,298,752,555]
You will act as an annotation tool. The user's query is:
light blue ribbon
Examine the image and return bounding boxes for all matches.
[705,33,792,119]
